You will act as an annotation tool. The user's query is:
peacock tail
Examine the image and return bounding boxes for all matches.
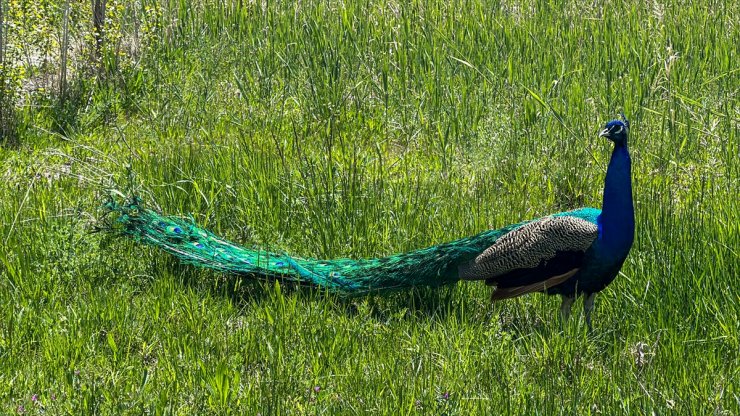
[104,197,601,295]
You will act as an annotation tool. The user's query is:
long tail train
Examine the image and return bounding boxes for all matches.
[104,197,522,295]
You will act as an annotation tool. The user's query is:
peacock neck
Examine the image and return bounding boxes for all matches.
[598,142,634,254]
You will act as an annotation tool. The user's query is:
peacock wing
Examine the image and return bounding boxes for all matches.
[457,215,598,300]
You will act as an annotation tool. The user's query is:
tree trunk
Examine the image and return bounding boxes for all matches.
[92,0,106,60]
[0,0,5,67]
[60,1,70,100]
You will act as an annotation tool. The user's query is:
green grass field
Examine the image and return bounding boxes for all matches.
[1,0,738,414]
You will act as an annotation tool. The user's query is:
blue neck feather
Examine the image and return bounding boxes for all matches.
[598,143,634,255]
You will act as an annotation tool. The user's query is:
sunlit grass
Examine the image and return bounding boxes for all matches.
[0,0,738,414]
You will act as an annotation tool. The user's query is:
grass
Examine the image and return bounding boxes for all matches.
[1,0,739,413]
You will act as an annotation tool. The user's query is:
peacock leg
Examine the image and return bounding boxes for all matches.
[560,296,575,320]
[584,293,596,331]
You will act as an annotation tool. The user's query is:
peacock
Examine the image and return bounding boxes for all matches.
[105,116,633,328]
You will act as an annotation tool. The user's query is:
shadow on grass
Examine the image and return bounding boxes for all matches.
[148,256,477,323]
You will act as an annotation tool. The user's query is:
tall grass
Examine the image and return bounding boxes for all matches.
[0,0,738,414]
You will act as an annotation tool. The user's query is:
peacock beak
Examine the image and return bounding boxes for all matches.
[599,128,611,138]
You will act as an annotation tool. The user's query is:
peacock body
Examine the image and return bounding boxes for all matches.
[107,117,633,326]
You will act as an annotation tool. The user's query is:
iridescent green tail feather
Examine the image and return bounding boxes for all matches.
[104,198,521,294]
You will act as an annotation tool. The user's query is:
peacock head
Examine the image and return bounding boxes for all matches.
[599,114,630,144]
